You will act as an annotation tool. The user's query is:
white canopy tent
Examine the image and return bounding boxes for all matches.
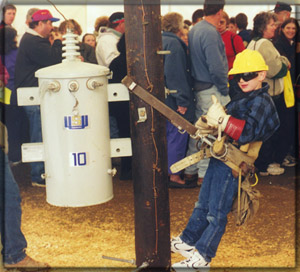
[8,3,296,42]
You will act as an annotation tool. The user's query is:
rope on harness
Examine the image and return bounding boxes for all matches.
[237,168,242,222]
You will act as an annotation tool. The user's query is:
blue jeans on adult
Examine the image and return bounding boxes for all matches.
[185,86,230,178]
[24,105,44,183]
[0,149,27,264]
[109,115,119,138]
[180,158,238,262]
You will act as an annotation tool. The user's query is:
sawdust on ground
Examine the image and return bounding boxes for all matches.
[1,164,298,272]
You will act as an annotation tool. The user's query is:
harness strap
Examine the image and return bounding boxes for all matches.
[170,147,211,174]
[171,141,257,176]
[122,76,199,137]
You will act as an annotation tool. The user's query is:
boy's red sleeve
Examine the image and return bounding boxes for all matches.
[224,116,246,141]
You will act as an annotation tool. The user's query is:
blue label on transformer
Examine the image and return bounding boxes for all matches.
[64,115,88,130]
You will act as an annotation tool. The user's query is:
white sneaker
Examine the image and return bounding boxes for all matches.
[267,164,285,175]
[282,156,297,167]
[171,236,195,258]
[259,171,269,176]
[268,163,281,168]
[172,250,210,271]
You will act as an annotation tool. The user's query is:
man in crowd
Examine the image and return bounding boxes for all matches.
[236,13,252,47]
[14,9,63,187]
[0,3,16,28]
[273,1,292,38]
[184,0,230,186]
[192,9,204,25]
[274,1,291,24]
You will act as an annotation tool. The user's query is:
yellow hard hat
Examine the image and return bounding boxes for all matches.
[228,49,269,75]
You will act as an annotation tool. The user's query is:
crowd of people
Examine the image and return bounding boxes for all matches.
[0,0,299,270]
[162,1,299,188]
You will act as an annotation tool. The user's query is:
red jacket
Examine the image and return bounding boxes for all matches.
[221,30,245,71]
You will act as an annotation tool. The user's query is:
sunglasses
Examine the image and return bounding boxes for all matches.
[233,72,259,82]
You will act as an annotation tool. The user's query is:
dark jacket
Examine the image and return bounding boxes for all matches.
[109,34,126,83]
[238,29,252,44]
[162,31,195,123]
[79,42,97,64]
[273,33,296,85]
[108,34,130,138]
[15,32,62,89]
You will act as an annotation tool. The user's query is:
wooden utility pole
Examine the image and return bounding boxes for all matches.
[124,0,170,269]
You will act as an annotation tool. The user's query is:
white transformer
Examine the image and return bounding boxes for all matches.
[17,31,131,207]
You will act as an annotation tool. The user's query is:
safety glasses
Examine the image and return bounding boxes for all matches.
[234,72,259,82]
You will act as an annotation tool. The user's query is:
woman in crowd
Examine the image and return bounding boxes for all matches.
[58,19,97,64]
[273,17,300,162]
[161,12,196,188]
[82,33,96,48]
[228,16,238,34]
[217,11,245,71]
[247,11,291,175]
[93,15,109,37]
[49,26,59,45]
[179,23,189,46]
[273,18,299,85]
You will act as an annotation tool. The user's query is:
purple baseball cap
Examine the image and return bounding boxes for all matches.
[32,9,60,22]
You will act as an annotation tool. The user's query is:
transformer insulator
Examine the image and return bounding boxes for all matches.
[62,30,81,62]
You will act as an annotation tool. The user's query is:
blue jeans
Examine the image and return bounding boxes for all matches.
[0,149,27,264]
[180,158,238,262]
[24,106,44,182]
[185,86,230,178]
[109,115,119,138]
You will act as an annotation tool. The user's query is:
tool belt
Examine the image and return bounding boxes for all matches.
[170,136,262,178]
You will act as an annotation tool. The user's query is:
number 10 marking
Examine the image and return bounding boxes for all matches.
[70,152,87,167]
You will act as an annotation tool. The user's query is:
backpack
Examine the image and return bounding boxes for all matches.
[231,173,261,226]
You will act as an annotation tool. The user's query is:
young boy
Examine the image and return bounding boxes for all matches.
[170,49,280,270]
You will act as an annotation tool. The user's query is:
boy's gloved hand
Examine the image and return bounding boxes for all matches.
[206,95,230,131]
[195,116,218,136]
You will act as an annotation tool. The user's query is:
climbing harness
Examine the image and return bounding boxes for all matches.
[122,76,261,225]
